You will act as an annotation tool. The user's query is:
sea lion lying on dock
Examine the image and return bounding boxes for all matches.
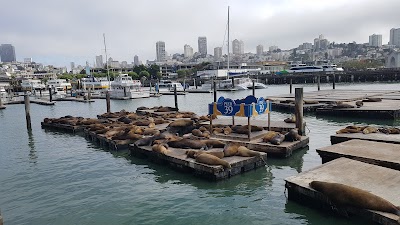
[223,143,240,156]
[155,106,179,112]
[270,133,285,145]
[195,153,231,169]
[284,129,301,142]
[362,126,378,134]
[185,150,225,159]
[333,102,355,109]
[363,97,382,102]
[355,101,363,108]
[304,100,319,104]
[167,138,207,149]
[152,144,170,155]
[284,116,296,123]
[309,181,400,216]
[236,146,261,157]
[231,125,264,134]
[379,127,400,134]
[262,131,279,143]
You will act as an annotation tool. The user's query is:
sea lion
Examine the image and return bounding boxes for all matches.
[336,128,361,134]
[152,144,170,155]
[262,131,279,143]
[156,106,178,112]
[223,143,240,156]
[201,139,225,148]
[284,116,296,123]
[363,97,382,102]
[362,126,378,134]
[223,126,232,135]
[310,181,400,216]
[199,126,208,132]
[192,129,204,137]
[345,125,367,132]
[167,138,207,149]
[232,125,263,134]
[142,128,160,136]
[202,131,211,138]
[195,153,231,169]
[355,101,363,108]
[212,127,224,134]
[270,133,285,145]
[185,150,224,159]
[284,129,301,142]
[334,102,355,109]
[237,146,261,157]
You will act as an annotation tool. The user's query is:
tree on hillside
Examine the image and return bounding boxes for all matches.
[139,70,150,79]
[128,72,139,79]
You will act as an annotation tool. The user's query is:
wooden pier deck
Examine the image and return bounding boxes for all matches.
[41,122,83,133]
[285,158,400,225]
[331,133,400,145]
[130,145,267,181]
[54,97,95,103]
[317,139,400,170]
[268,89,400,119]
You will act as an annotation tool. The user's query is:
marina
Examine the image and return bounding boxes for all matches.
[285,157,400,225]
[1,82,400,225]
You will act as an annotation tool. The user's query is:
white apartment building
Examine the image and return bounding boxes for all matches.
[390,28,400,47]
[256,45,264,56]
[156,41,166,62]
[369,34,382,47]
[214,47,222,61]
[184,44,194,58]
[198,37,207,56]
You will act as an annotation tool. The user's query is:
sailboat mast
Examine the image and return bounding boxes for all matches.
[227,6,230,79]
[103,33,110,89]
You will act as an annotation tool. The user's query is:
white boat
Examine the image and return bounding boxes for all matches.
[21,79,46,90]
[110,74,150,99]
[217,77,267,91]
[81,76,110,91]
[287,63,343,73]
[156,80,184,92]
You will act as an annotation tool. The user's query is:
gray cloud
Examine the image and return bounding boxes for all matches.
[1,0,399,67]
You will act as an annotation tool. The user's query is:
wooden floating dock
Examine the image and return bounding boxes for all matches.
[54,97,95,103]
[331,133,400,145]
[317,139,400,170]
[129,145,267,180]
[186,89,212,93]
[84,130,134,151]
[285,158,400,225]
[268,90,400,119]
[41,122,83,133]
[150,91,186,95]
[4,98,55,106]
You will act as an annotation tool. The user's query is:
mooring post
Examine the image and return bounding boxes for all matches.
[317,75,321,91]
[48,87,52,102]
[106,91,111,113]
[24,94,32,130]
[247,117,251,141]
[332,74,336,90]
[0,208,3,225]
[0,94,3,108]
[194,78,198,89]
[39,88,42,97]
[231,77,235,88]
[123,87,127,97]
[295,88,304,136]
[252,80,255,96]
[268,101,271,131]
[213,81,217,102]
[174,84,178,110]
[88,87,91,100]
[290,78,293,94]
[149,82,152,92]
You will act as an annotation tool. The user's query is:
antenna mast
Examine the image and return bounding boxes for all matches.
[227,6,230,79]
[103,33,110,89]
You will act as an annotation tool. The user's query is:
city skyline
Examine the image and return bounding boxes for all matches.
[2,0,400,67]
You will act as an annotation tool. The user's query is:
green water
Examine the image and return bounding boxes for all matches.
[0,82,398,225]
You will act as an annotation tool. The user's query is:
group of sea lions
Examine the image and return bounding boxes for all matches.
[261,129,301,145]
[336,125,400,134]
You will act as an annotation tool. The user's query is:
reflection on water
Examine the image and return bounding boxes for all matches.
[268,146,309,173]
[316,114,400,126]
[27,129,38,164]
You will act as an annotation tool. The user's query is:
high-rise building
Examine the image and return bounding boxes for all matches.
[184,44,194,58]
[214,47,222,61]
[0,44,16,62]
[314,34,329,51]
[269,45,279,52]
[232,39,244,55]
[390,28,400,47]
[198,36,207,56]
[134,55,139,66]
[70,62,75,70]
[369,34,382,47]
[24,58,32,63]
[156,41,166,62]
[96,55,104,68]
[256,45,264,56]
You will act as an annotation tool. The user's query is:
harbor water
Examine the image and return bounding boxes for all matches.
[0,82,399,225]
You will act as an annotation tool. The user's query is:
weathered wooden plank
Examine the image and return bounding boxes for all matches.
[317,139,400,170]
[331,133,400,145]
[285,158,400,225]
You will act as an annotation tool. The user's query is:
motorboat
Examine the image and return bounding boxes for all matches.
[155,80,184,92]
[217,77,267,91]
[110,74,150,99]
[21,79,46,90]
[287,63,343,73]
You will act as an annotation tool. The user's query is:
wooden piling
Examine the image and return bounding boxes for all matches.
[48,87,52,102]
[332,74,336,89]
[213,81,217,102]
[0,208,3,225]
[88,87,91,100]
[106,91,111,113]
[174,84,178,110]
[231,77,235,88]
[149,82,152,92]
[39,89,42,97]
[252,80,255,96]
[317,75,320,91]
[295,88,304,135]
[194,78,198,89]
[247,117,251,141]
[24,94,32,130]
[290,79,292,94]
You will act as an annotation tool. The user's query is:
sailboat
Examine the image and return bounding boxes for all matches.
[217,7,267,91]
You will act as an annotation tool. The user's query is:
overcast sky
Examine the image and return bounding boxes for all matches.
[2,0,400,68]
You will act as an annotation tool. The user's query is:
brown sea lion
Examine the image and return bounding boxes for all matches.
[223,143,240,156]
[195,153,231,169]
[355,101,363,108]
[199,126,208,132]
[363,97,382,102]
[334,102,355,109]
[237,146,261,157]
[270,133,285,145]
[168,119,193,127]
[156,107,178,112]
[378,127,400,134]
[143,128,160,136]
[192,129,204,137]
[284,116,296,123]
[310,181,400,216]
[185,150,224,159]
[152,144,170,155]
[284,129,301,142]
[201,139,225,148]
[345,125,367,131]
[223,126,232,135]
[362,126,378,134]
[167,138,207,149]
[202,131,211,138]
[213,127,224,134]
[262,131,279,143]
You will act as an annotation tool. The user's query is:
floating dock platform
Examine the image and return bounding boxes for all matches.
[41,122,83,133]
[331,133,400,145]
[54,97,95,103]
[285,157,400,225]
[317,139,400,170]
[268,89,400,119]
[130,145,267,181]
